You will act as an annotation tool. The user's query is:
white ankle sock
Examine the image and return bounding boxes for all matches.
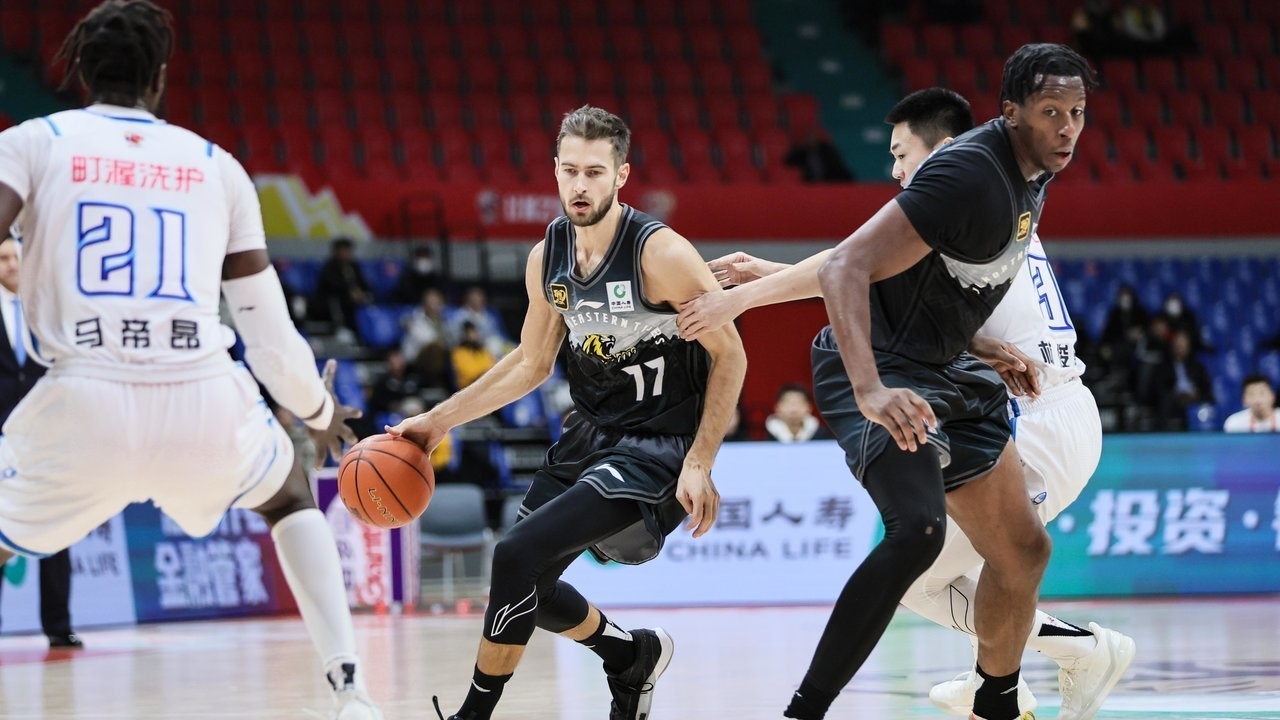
[271,509,360,680]
[1025,610,1098,665]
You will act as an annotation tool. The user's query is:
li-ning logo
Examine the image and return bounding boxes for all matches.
[366,487,395,523]
[549,283,569,310]
[1016,211,1032,242]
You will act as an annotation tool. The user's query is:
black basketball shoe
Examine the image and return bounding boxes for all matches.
[606,627,675,720]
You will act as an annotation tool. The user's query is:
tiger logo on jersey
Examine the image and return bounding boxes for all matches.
[580,333,637,363]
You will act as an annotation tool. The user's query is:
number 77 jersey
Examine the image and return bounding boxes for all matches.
[541,206,710,436]
[0,105,262,373]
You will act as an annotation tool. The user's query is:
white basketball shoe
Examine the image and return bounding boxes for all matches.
[1056,623,1136,720]
[328,662,385,720]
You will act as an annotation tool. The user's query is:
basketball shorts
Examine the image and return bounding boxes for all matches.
[521,411,690,565]
[810,326,1010,491]
[0,362,294,556]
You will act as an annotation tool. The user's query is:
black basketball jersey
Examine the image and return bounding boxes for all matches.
[541,205,710,436]
[874,119,1053,365]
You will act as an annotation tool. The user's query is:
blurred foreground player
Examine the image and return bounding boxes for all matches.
[0,3,380,717]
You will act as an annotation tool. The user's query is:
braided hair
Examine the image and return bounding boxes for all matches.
[55,0,174,106]
[999,43,1098,107]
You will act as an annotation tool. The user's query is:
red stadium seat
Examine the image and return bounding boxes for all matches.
[503,59,539,94]
[737,59,774,96]
[302,21,339,57]
[996,24,1034,57]
[397,127,435,166]
[690,28,728,63]
[743,94,782,131]
[421,26,454,60]
[474,128,514,168]
[1128,96,1166,128]
[1153,126,1193,164]
[1237,26,1274,58]
[1235,125,1276,159]
[272,89,311,128]
[1221,57,1261,91]
[1111,127,1151,164]
[645,1,680,26]
[705,98,744,132]
[1165,91,1205,127]
[426,93,464,131]
[387,92,427,129]
[312,90,348,128]
[342,23,377,57]
[384,57,423,93]
[1259,57,1280,90]
[1132,156,1177,181]
[620,62,657,96]
[630,129,674,167]
[941,58,982,99]
[1181,57,1220,93]
[1087,99,1123,132]
[611,27,648,62]
[1206,90,1248,128]
[959,25,996,57]
[379,25,417,59]
[659,60,697,96]
[581,62,616,96]
[682,0,717,27]
[309,54,344,89]
[880,25,918,66]
[1198,26,1235,58]
[234,96,270,127]
[225,19,262,56]
[240,123,282,170]
[456,26,492,59]
[347,57,382,94]
[623,101,663,132]
[1143,59,1179,94]
[1247,90,1280,126]
[573,32,609,60]
[424,57,463,93]
[902,57,940,92]
[1193,125,1232,165]
[507,93,544,131]
[664,94,703,131]
[1167,0,1208,25]
[467,95,506,130]
[920,24,958,59]
[726,26,765,62]
[435,127,474,168]
[466,57,502,94]
[719,0,754,26]
[754,127,792,171]
[650,25,688,62]
[782,94,821,137]
[1100,59,1139,96]
[699,61,736,97]
[231,52,268,90]
[542,57,577,94]
[979,57,1007,93]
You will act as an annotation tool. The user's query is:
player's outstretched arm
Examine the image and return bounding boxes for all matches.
[644,230,748,538]
[388,241,566,452]
[820,200,937,452]
[677,248,834,342]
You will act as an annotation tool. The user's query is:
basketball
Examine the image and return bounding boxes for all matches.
[338,433,435,529]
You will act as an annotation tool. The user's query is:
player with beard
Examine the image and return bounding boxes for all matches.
[389,105,746,720]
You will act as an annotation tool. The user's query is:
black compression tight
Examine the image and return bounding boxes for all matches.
[800,445,949,698]
[483,482,644,646]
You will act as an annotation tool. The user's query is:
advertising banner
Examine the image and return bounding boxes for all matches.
[315,469,420,611]
[124,504,296,622]
[0,515,136,633]
[1041,434,1280,597]
[562,441,878,607]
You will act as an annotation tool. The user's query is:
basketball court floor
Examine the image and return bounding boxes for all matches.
[1,596,1277,719]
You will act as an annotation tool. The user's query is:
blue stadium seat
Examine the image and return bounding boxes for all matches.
[1258,352,1280,388]
[355,304,412,348]
[500,392,546,429]
[275,258,321,297]
[317,358,366,414]
[360,259,404,303]
[1185,403,1219,432]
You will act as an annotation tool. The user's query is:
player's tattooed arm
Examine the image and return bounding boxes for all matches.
[389,241,566,451]
[643,229,747,538]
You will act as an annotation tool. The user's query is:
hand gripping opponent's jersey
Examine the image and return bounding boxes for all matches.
[541,205,709,435]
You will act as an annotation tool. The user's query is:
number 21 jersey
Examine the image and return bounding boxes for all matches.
[541,205,709,436]
[0,104,263,375]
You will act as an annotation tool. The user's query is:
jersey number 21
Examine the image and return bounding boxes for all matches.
[77,202,192,301]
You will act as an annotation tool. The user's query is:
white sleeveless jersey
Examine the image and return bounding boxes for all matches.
[0,104,263,376]
[977,232,1085,391]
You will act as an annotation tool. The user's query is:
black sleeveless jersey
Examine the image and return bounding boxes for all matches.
[541,205,710,436]
[876,119,1053,365]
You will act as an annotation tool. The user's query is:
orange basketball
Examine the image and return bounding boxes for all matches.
[338,434,435,529]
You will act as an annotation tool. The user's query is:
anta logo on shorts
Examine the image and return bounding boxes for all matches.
[581,333,636,363]
[1016,212,1032,242]
[549,283,570,310]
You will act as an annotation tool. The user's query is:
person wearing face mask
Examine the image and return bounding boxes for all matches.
[1157,292,1208,353]
[393,246,442,304]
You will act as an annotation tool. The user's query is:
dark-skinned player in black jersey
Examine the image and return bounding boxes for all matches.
[389,106,746,720]
[784,43,1096,720]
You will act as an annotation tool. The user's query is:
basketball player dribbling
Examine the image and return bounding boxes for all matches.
[680,86,1134,720]
[0,3,380,718]
[388,105,747,720]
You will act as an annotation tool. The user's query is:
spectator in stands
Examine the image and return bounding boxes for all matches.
[1072,0,1194,59]
[1223,374,1280,433]
[1158,290,1207,352]
[448,285,507,355]
[764,384,830,442]
[368,348,424,420]
[312,236,370,335]
[1150,329,1214,429]
[393,245,442,304]
[784,130,855,183]
[401,287,452,390]
[452,321,497,389]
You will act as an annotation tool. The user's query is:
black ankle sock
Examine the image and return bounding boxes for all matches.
[972,663,1021,720]
[576,612,636,673]
[782,680,838,719]
[457,665,511,719]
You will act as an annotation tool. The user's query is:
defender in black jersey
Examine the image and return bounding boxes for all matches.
[389,107,746,720]
[677,45,1097,720]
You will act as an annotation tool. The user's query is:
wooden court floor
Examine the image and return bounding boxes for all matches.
[2,596,1278,719]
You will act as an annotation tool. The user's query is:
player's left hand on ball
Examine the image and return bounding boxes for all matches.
[308,359,362,468]
[969,334,1041,398]
[676,461,720,538]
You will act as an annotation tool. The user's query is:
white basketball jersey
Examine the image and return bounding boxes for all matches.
[0,104,264,375]
[977,232,1085,391]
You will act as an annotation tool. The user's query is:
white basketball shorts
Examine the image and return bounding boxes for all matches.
[0,362,294,556]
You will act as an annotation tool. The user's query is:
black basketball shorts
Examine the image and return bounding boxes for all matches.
[810,326,1011,491]
[520,411,691,565]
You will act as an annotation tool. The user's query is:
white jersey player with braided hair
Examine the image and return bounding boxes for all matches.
[0,2,381,719]
[676,87,1135,720]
